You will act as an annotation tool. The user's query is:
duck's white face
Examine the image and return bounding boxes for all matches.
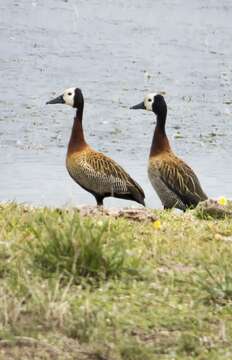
[144,93,157,111]
[63,87,75,107]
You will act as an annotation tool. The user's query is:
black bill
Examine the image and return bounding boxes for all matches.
[130,101,145,110]
[46,94,65,105]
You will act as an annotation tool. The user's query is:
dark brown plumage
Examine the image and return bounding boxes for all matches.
[131,93,207,211]
[47,87,145,207]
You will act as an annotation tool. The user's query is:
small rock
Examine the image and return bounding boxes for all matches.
[195,199,232,219]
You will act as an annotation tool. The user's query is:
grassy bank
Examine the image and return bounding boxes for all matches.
[0,203,232,359]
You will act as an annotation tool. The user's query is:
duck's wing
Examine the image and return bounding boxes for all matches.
[77,150,145,204]
[158,157,207,207]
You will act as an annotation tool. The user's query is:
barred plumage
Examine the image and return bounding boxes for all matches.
[148,153,207,211]
[66,147,145,206]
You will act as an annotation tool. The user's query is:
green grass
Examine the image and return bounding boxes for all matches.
[1,203,232,359]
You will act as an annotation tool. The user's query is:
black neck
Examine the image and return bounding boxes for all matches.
[75,101,84,123]
[156,106,167,134]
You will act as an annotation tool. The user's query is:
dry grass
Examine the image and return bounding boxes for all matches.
[1,203,232,359]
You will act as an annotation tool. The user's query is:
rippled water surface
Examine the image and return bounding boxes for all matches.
[1,0,232,208]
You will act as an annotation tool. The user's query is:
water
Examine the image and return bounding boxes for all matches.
[1,0,232,208]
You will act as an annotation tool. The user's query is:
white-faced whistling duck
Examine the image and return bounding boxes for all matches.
[130,93,207,211]
[46,88,145,207]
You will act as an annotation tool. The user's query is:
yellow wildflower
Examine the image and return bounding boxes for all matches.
[218,197,228,206]
[153,219,161,230]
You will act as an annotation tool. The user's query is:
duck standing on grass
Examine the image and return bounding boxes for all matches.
[46,87,145,207]
[130,93,207,210]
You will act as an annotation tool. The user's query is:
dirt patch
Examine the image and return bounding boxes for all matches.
[76,205,158,222]
[0,337,97,360]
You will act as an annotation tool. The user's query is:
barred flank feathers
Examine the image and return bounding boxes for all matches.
[67,147,145,206]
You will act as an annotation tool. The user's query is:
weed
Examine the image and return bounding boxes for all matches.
[23,214,141,281]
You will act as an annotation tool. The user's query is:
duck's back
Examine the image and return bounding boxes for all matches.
[148,152,207,210]
[67,147,145,205]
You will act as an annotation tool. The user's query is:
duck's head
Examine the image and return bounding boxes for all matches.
[46,87,83,108]
[130,93,167,115]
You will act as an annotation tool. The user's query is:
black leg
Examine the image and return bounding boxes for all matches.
[164,205,171,210]
[95,196,104,207]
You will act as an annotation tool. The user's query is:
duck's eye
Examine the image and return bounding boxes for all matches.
[148,99,152,102]
[68,92,72,96]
